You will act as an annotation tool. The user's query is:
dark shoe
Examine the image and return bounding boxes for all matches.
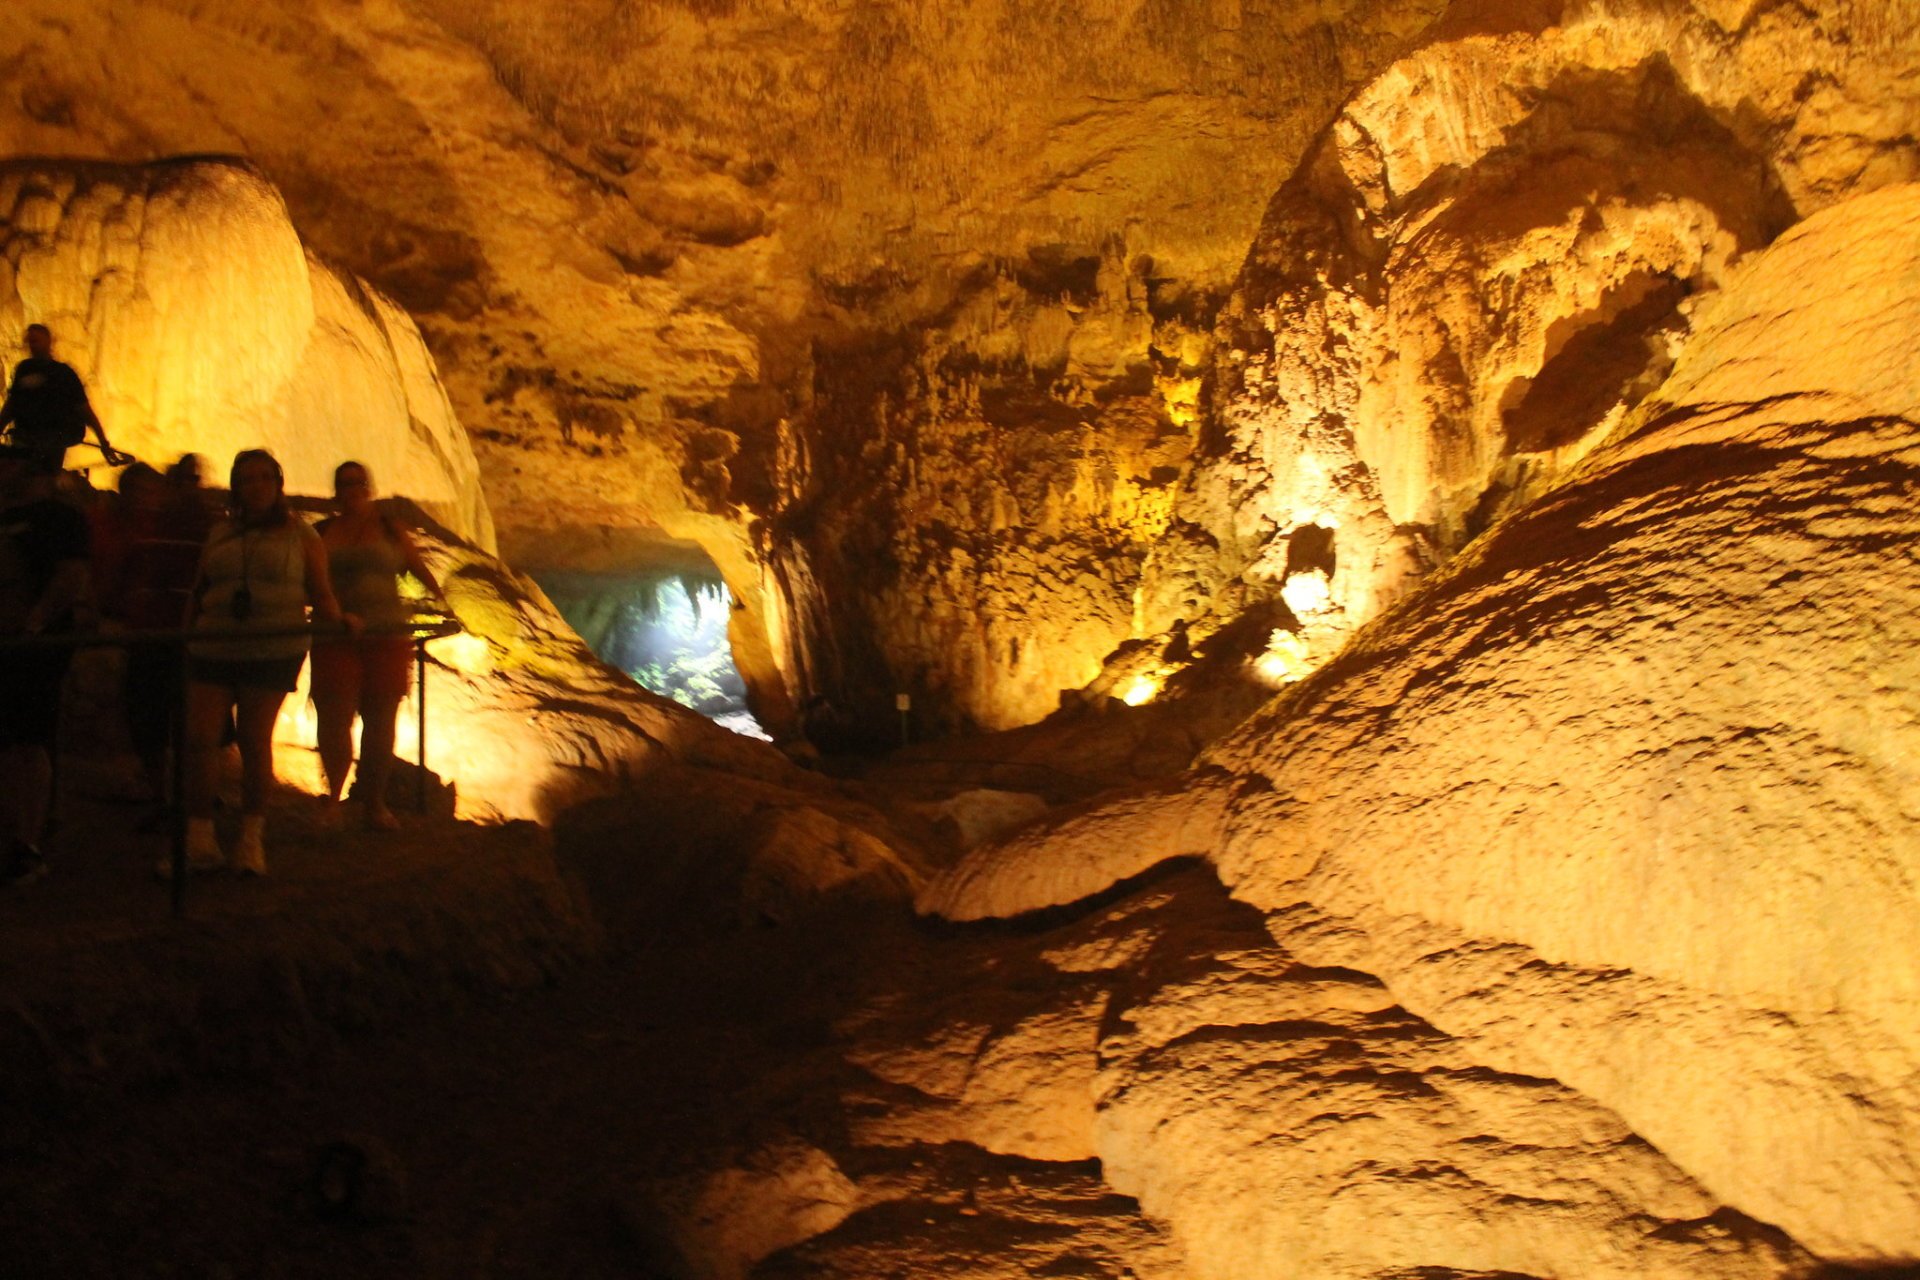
[3,843,48,886]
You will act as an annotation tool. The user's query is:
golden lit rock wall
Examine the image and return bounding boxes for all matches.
[7,0,1919,732]
[0,0,1446,732]
[677,866,1805,1279]
[1150,0,1920,683]
[925,182,1920,1263]
[0,158,493,544]
[266,513,808,826]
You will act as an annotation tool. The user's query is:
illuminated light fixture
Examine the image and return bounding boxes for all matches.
[1121,673,1163,706]
[1253,629,1312,688]
[1281,568,1333,616]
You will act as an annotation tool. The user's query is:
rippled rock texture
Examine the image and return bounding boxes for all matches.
[923,183,1920,1266]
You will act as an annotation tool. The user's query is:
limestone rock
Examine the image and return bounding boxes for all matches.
[0,0,1454,733]
[807,865,1803,1280]
[1097,938,1804,1280]
[1141,0,1920,689]
[0,157,492,545]
[927,183,1920,1261]
[755,1151,1189,1280]
[916,783,1227,923]
[631,1134,861,1280]
[9,1,1920,732]
[921,789,1050,851]
[841,984,1107,1163]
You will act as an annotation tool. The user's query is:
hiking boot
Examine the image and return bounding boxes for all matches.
[232,814,267,876]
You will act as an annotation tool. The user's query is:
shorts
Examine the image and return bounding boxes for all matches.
[311,635,415,706]
[0,649,71,748]
[187,653,307,693]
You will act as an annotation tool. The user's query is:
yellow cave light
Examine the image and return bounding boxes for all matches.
[1121,672,1163,706]
[1280,568,1332,616]
[1253,629,1312,688]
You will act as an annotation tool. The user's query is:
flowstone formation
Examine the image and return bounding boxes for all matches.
[0,157,491,545]
[0,152,791,823]
[918,184,1920,1268]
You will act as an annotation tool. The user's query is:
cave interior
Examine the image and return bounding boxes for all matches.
[4,0,1920,1276]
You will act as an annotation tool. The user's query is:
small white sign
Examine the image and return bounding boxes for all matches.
[895,692,912,711]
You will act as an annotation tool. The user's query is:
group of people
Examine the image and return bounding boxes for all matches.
[0,325,452,885]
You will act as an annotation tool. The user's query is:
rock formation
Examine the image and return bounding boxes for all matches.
[10,0,1916,733]
[1,0,1455,732]
[1138,0,1920,689]
[0,157,492,545]
[8,3,1920,1276]
[342,515,793,824]
[924,182,1920,1265]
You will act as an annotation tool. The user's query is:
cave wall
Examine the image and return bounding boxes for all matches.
[5,0,1919,734]
[0,0,1451,734]
[1144,0,1920,684]
[0,157,492,543]
[922,179,1920,1269]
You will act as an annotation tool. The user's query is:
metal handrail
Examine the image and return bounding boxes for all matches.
[1,614,466,917]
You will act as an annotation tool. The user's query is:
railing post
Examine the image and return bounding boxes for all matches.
[170,638,188,918]
[415,635,428,814]
[45,678,62,841]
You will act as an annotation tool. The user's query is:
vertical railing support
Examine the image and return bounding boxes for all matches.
[415,636,429,814]
[170,642,189,919]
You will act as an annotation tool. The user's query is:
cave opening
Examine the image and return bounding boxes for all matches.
[533,566,767,740]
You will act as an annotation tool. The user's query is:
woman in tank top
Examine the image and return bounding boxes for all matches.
[312,461,447,831]
[181,449,349,876]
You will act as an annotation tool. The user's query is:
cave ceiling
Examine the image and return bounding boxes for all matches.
[2,0,1421,520]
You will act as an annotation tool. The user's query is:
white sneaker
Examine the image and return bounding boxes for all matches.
[232,814,267,876]
[154,818,225,879]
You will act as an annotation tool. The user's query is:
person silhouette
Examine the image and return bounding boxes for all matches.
[0,443,90,884]
[0,324,122,470]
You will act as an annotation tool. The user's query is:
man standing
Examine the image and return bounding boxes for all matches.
[0,324,118,470]
[0,443,90,883]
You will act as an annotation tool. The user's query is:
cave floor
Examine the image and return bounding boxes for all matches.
[0,752,1182,1279]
